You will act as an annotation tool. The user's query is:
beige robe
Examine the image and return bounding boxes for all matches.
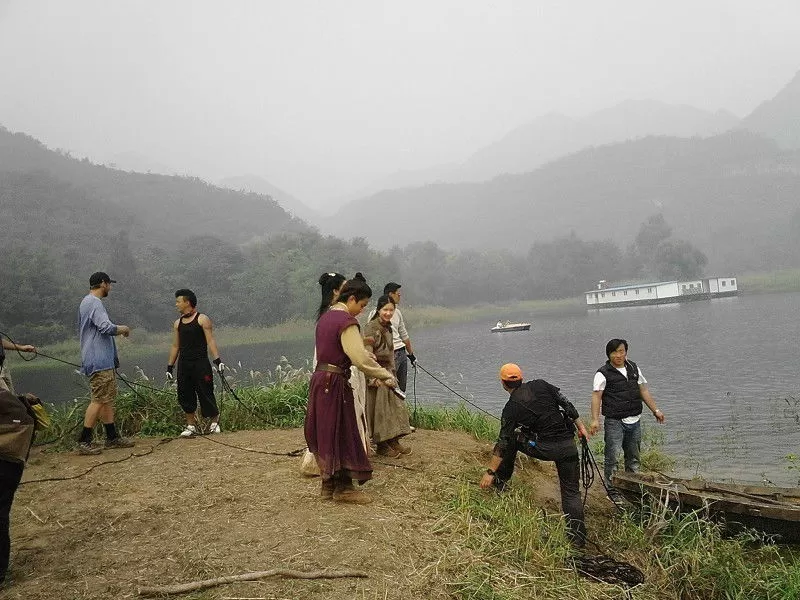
[362,318,411,444]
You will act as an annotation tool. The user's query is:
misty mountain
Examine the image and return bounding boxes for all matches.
[105,151,177,176]
[457,100,739,183]
[0,126,310,252]
[740,69,800,149]
[218,174,319,224]
[341,100,739,200]
[326,130,800,272]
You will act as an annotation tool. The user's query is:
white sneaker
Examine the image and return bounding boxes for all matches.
[208,422,221,434]
[180,425,197,437]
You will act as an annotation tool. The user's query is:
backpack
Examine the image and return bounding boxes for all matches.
[0,390,37,463]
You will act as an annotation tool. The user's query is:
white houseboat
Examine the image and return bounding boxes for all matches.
[585,276,738,309]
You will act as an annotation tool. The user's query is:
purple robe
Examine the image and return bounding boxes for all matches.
[304,309,373,483]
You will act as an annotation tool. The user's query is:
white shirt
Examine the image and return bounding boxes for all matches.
[593,364,647,424]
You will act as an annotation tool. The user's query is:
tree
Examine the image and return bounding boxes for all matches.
[652,240,707,280]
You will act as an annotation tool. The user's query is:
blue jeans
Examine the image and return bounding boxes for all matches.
[603,418,642,486]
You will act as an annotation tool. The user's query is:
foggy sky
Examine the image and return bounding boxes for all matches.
[1,0,799,210]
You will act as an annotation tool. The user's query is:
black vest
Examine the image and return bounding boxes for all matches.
[598,360,643,419]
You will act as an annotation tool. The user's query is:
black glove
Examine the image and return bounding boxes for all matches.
[213,357,225,373]
[166,364,174,380]
[407,353,417,365]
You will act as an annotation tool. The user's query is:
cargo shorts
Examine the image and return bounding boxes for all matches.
[89,369,117,404]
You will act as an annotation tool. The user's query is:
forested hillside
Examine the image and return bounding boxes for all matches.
[0,127,309,249]
[1,125,795,344]
[328,131,800,272]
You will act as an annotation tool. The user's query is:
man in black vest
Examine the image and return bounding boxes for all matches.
[589,339,665,496]
[166,289,225,437]
[480,363,588,547]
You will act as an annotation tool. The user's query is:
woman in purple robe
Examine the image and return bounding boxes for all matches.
[304,278,395,504]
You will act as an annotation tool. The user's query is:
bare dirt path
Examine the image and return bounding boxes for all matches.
[5,428,606,599]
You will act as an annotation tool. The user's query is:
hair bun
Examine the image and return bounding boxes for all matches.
[353,272,366,282]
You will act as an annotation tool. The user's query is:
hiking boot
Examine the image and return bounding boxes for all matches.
[320,478,335,500]
[207,422,221,434]
[389,438,412,455]
[180,425,197,437]
[77,442,102,455]
[105,436,135,449]
[377,441,401,458]
[333,485,373,504]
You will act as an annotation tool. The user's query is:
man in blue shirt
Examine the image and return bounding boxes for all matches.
[76,272,134,455]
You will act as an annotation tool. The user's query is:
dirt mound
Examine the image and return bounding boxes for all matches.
[6,428,603,599]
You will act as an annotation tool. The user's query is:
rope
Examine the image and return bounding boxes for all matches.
[0,330,39,362]
[580,436,625,514]
[192,432,306,457]
[573,554,644,588]
[20,438,175,485]
[411,362,419,426]
[413,361,500,421]
[216,370,277,427]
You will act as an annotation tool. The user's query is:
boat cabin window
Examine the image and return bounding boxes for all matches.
[722,281,726,287]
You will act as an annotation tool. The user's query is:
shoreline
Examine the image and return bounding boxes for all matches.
[8,280,798,374]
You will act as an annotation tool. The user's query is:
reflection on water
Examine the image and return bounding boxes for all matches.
[9,293,800,485]
[406,293,800,486]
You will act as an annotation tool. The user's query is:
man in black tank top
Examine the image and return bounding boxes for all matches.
[166,289,225,437]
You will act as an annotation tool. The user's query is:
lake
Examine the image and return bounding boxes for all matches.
[9,292,800,485]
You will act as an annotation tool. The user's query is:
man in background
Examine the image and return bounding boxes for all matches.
[590,338,665,499]
[76,272,135,455]
[480,363,588,547]
[382,282,415,393]
[166,289,225,436]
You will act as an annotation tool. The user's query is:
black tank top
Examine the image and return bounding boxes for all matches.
[178,314,208,361]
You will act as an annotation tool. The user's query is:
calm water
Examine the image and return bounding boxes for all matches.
[10,292,800,485]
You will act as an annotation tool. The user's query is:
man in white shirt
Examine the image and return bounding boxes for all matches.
[589,338,665,496]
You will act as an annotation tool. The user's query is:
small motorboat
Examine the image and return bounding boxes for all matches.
[491,321,531,333]
[612,471,800,543]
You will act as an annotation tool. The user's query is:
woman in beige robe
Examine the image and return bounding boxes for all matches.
[362,295,412,457]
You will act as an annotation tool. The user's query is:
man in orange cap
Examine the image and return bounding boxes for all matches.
[480,363,589,547]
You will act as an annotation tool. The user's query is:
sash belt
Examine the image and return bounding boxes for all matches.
[315,363,345,375]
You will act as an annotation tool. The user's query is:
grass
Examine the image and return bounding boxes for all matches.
[738,269,800,294]
[405,297,584,329]
[435,477,800,599]
[33,366,800,599]
[38,361,312,450]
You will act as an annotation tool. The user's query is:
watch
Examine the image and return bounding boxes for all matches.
[486,468,496,476]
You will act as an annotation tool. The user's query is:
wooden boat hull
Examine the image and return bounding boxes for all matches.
[612,472,800,543]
